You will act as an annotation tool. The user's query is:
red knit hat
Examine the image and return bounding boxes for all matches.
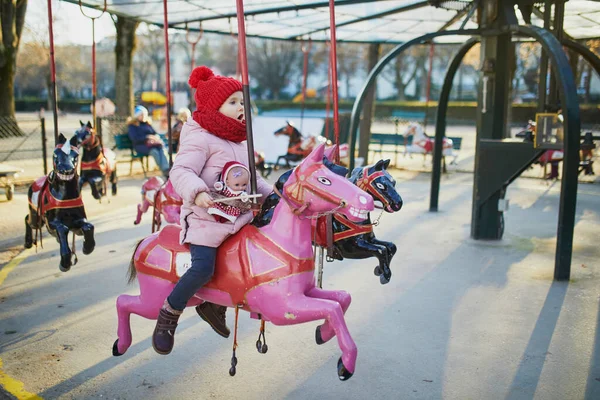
[189,66,243,112]
[188,66,246,142]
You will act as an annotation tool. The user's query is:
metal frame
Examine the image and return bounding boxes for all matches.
[429,37,480,211]
[347,29,481,170]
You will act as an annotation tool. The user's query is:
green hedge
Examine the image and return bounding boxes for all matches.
[255,100,600,126]
[16,99,91,113]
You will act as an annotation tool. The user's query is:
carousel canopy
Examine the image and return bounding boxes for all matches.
[65,0,600,43]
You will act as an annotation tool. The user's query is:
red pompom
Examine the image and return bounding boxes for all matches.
[188,66,214,88]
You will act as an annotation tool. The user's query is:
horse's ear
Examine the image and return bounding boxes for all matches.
[374,159,385,171]
[57,133,67,145]
[87,121,93,129]
[302,143,325,166]
[80,120,84,127]
[383,159,391,169]
[323,144,337,161]
[69,135,79,148]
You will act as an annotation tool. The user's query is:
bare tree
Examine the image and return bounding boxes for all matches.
[113,15,139,117]
[336,43,364,99]
[380,45,422,101]
[246,39,301,99]
[138,27,166,91]
[133,38,155,91]
[0,0,28,117]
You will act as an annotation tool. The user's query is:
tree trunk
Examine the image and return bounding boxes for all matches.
[0,0,28,117]
[358,43,380,162]
[114,17,139,117]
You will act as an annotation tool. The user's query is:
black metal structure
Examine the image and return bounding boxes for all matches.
[347,28,481,171]
[430,37,480,212]
[348,1,584,281]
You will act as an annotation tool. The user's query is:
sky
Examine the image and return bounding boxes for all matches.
[24,0,117,45]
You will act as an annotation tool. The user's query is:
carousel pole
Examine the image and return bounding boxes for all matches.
[235,0,259,208]
[328,0,341,162]
[79,1,107,130]
[163,0,174,166]
[423,42,435,130]
[300,39,312,133]
[47,0,59,144]
[185,23,203,112]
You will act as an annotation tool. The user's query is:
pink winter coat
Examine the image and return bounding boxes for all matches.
[170,119,273,247]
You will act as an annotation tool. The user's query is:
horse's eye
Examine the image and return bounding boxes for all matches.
[375,182,385,190]
[317,177,331,186]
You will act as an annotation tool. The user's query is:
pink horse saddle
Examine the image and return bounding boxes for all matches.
[136,224,315,306]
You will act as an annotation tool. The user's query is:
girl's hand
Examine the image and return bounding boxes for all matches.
[194,192,214,208]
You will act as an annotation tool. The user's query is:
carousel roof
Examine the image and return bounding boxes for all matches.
[65,0,600,43]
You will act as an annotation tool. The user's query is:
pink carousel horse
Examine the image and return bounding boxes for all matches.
[114,144,374,380]
[134,177,182,232]
[403,122,455,163]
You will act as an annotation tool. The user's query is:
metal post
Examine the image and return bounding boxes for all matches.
[328,0,341,160]
[430,39,479,211]
[548,0,565,106]
[537,0,552,112]
[40,118,48,175]
[163,0,174,167]
[235,0,259,207]
[47,0,59,145]
[300,40,311,134]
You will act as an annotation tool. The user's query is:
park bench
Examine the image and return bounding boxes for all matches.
[369,133,463,171]
[112,133,170,177]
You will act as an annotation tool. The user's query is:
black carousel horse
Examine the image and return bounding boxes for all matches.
[273,121,322,170]
[24,133,95,272]
[254,157,402,284]
[76,121,117,200]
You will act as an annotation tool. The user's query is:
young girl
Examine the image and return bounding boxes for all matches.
[152,66,273,355]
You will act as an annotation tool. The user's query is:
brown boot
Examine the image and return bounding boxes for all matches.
[152,307,182,355]
[196,302,230,338]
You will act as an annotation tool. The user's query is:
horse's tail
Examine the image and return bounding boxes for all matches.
[127,239,144,284]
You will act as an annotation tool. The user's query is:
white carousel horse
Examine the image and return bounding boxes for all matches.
[403,122,456,164]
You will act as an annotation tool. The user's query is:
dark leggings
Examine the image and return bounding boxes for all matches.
[167,244,217,311]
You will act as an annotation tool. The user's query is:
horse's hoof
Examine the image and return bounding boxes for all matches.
[315,326,325,345]
[379,273,391,285]
[112,184,117,196]
[374,266,382,276]
[60,256,71,272]
[337,357,354,381]
[112,339,124,356]
[83,240,95,255]
[24,241,33,249]
[229,366,236,376]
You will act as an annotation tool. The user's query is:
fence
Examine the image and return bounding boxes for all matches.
[0,116,49,174]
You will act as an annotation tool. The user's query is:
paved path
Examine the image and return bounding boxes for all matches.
[1,170,599,399]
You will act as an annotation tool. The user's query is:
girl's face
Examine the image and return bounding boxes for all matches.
[219,91,244,124]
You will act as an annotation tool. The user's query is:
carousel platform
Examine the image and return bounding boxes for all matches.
[0,168,599,399]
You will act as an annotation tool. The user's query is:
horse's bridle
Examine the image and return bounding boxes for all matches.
[355,167,390,210]
[274,163,347,217]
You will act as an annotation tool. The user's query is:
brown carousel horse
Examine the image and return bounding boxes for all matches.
[273,121,325,169]
[76,121,117,200]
